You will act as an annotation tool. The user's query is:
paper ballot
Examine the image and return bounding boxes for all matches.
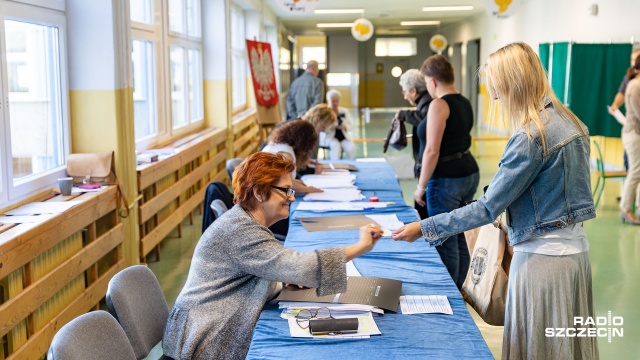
[399,295,453,315]
[607,106,626,126]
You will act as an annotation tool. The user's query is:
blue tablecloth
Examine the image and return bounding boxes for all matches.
[247,160,492,359]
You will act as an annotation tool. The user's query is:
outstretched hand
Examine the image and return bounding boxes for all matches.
[391,222,423,242]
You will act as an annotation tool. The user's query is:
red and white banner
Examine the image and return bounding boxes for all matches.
[246,40,279,107]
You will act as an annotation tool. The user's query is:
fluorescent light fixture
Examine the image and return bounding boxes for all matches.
[422,5,474,11]
[400,21,441,26]
[316,23,354,28]
[314,9,364,14]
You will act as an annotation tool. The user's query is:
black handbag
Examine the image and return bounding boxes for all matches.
[383,118,407,153]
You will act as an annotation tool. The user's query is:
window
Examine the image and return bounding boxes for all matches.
[132,39,157,139]
[326,73,351,87]
[0,2,69,205]
[375,38,417,57]
[230,6,246,110]
[301,46,326,70]
[131,0,204,147]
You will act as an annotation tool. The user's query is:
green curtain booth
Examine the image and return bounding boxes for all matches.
[539,43,632,137]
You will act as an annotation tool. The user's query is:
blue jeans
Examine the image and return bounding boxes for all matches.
[425,172,480,289]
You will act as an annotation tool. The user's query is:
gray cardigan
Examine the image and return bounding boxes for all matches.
[163,204,347,359]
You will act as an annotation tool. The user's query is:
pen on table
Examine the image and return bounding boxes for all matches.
[329,163,335,170]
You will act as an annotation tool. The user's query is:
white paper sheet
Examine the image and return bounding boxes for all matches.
[296,202,387,212]
[71,185,106,194]
[0,214,56,224]
[365,214,404,231]
[287,312,381,338]
[5,201,83,215]
[607,106,626,126]
[346,261,361,276]
[301,176,356,189]
[303,188,364,202]
[356,158,387,162]
[399,295,453,315]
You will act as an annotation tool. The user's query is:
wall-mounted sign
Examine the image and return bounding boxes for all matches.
[376,63,384,73]
[352,18,374,42]
[429,34,448,53]
[276,0,321,15]
[485,0,519,18]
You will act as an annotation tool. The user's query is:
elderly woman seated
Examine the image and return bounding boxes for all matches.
[163,152,383,359]
[324,89,356,160]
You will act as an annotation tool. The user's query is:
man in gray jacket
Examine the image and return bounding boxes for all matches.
[286,60,325,120]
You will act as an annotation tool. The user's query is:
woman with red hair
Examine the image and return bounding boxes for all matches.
[163,152,383,359]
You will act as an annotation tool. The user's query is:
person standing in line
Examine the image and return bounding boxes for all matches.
[412,55,479,289]
[395,69,433,219]
[392,42,598,360]
[608,49,640,170]
[286,60,325,120]
[620,55,640,225]
[324,89,356,160]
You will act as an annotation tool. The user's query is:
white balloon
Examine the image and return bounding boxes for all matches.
[351,18,374,42]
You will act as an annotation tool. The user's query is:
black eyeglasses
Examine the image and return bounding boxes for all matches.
[270,185,295,197]
[296,307,333,329]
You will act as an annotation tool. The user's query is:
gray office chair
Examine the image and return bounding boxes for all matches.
[106,265,169,359]
[210,199,228,219]
[226,158,243,182]
[47,310,136,360]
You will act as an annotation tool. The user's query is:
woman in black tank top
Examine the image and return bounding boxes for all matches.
[413,55,480,290]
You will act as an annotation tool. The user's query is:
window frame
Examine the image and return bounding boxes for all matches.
[131,0,204,150]
[0,1,70,205]
[230,4,247,113]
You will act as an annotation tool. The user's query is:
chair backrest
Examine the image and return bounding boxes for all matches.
[210,199,228,219]
[106,265,169,359]
[202,181,235,233]
[48,310,136,360]
[226,158,243,182]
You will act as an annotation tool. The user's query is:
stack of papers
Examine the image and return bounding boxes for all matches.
[356,158,386,162]
[303,188,364,202]
[300,175,356,189]
[296,201,387,212]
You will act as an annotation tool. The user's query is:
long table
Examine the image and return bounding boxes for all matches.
[247,160,492,359]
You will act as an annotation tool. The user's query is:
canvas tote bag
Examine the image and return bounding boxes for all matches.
[66,151,130,218]
[461,220,512,326]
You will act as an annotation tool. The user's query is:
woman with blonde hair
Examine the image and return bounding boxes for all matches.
[392,42,598,359]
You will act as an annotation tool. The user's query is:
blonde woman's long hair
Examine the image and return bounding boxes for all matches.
[301,103,336,129]
[484,42,586,155]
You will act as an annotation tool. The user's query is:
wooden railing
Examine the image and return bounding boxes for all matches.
[232,108,260,159]
[0,187,124,360]
[136,127,228,263]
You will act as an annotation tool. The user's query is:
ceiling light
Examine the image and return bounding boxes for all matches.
[314,9,364,14]
[422,6,474,11]
[401,21,441,26]
[316,23,355,28]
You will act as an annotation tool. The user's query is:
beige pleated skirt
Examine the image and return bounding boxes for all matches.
[502,251,599,360]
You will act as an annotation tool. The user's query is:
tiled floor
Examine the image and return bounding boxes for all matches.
[149,109,640,359]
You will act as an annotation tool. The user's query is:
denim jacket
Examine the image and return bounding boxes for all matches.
[420,100,596,246]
